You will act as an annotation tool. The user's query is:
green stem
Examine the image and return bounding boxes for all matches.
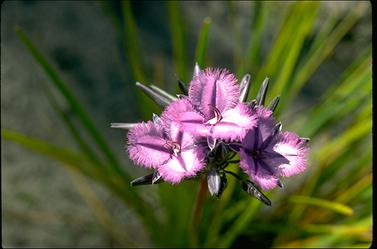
[190,176,208,247]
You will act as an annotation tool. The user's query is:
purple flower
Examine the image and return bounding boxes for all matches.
[239,106,308,190]
[127,119,205,184]
[112,64,310,205]
[168,68,256,141]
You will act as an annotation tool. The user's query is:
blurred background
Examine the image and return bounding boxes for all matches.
[1,0,372,247]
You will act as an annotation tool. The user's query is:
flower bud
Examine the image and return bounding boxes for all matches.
[241,180,271,206]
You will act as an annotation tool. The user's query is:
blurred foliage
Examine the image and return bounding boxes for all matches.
[2,1,372,248]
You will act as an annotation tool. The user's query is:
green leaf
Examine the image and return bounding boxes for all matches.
[227,1,244,77]
[195,17,211,68]
[1,128,161,244]
[67,169,136,247]
[297,54,371,136]
[167,1,188,82]
[98,1,123,35]
[250,2,304,94]
[335,173,372,204]
[316,118,372,165]
[217,199,262,247]
[157,181,199,247]
[15,26,127,180]
[300,216,372,247]
[120,1,159,118]
[287,117,371,225]
[288,5,364,100]
[316,141,371,200]
[245,1,271,72]
[121,0,146,83]
[269,2,319,104]
[2,128,102,180]
[204,163,240,247]
[289,195,354,216]
[39,80,101,165]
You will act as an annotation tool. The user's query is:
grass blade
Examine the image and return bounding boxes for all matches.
[121,0,146,83]
[316,118,372,166]
[195,17,212,68]
[15,27,127,179]
[204,163,240,247]
[67,169,136,246]
[287,117,372,225]
[269,3,319,106]
[217,200,262,247]
[167,1,188,81]
[2,128,101,179]
[289,195,354,216]
[288,4,364,100]
[297,55,371,136]
[250,2,303,97]
[120,1,158,118]
[40,81,101,165]
[227,1,244,77]
[1,128,162,243]
[279,215,372,247]
[245,1,271,73]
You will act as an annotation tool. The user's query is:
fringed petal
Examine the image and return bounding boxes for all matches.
[163,103,210,138]
[189,68,240,119]
[160,98,203,145]
[211,103,257,141]
[240,106,276,151]
[255,106,276,144]
[240,149,279,190]
[178,111,210,137]
[158,147,205,184]
[161,98,195,125]
[127,121,171,168]
[270,131,308,177]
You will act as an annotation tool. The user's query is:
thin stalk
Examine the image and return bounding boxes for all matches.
[224,170,243,180]
[190,176,208,247]
[204,163,240,247]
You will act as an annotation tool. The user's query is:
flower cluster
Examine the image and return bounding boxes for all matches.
[112,65,309,205]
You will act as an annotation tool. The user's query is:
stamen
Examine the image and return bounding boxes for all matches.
[164,140,181,157]
[204,105,222,125]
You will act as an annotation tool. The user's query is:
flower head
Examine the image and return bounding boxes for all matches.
[189,68,239,120]
[113,64,310,205]
[239,106,308,190]
[127,119,205,184]
[170,68,256,141]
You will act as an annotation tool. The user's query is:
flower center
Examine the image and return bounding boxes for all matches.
[251,149,262,159]
[204,105,222,125]
[164,140,181,157]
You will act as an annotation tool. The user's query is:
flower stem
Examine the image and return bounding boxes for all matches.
[224,170,243,181]
[190,175,208,247]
